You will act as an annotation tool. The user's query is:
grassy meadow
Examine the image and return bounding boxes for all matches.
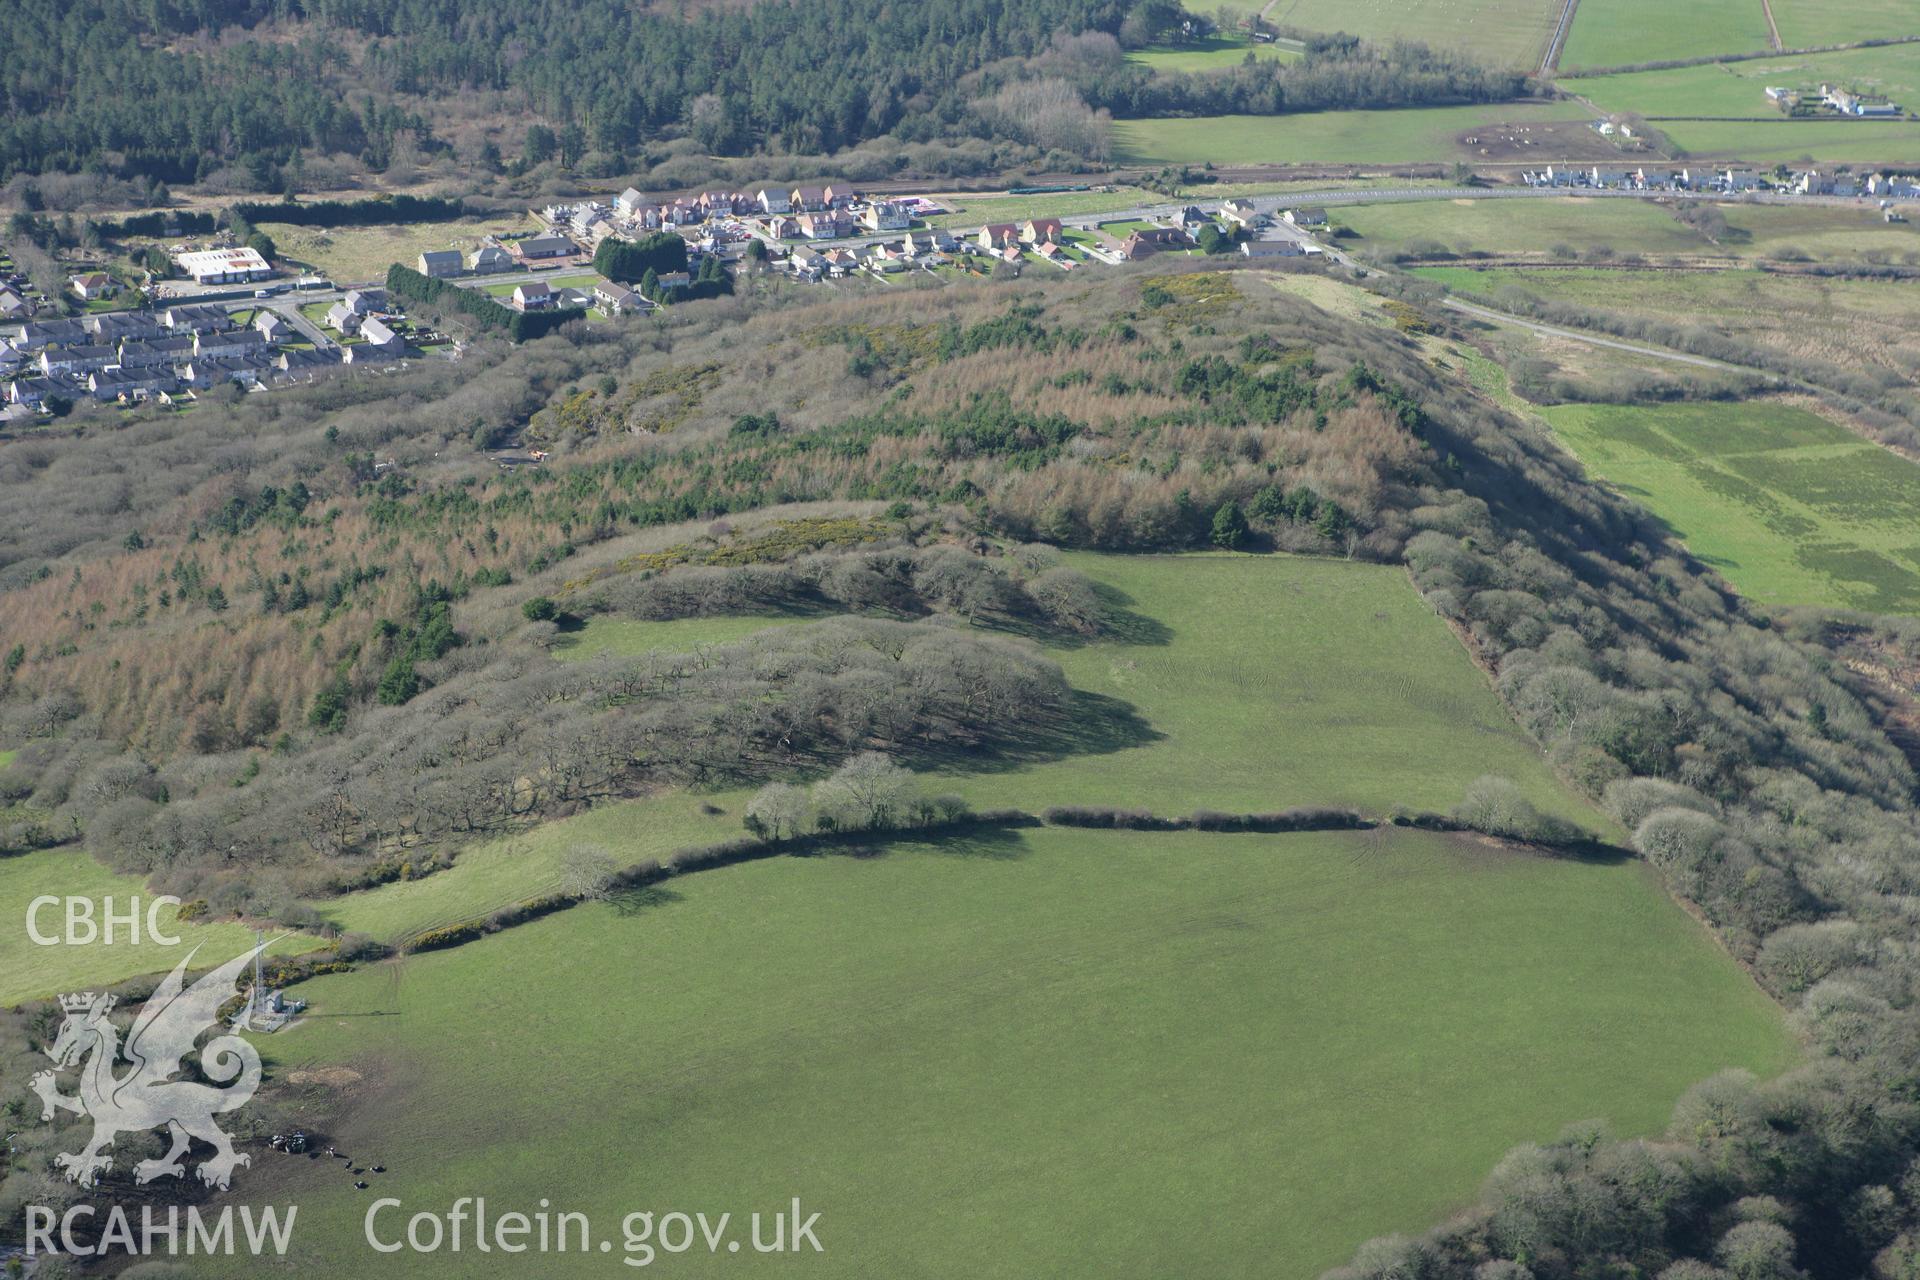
[316,552,1600,947]
[1559,0,1772,69]
[1411,264,1920,380]
[1565,43,1920,118]
[1111,100,1593,166]
[223,823,1796,1279]
[1542,401,1920,613]
[1770,0,1920,47]
[0,847,321,1007]
[255,214,538,285]
[1262,0,1561,66]
[1128,34,1297,73]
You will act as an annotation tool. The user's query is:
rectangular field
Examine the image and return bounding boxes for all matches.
[1128,34,1298,73]
[1559,0,1773,70]
[1542,400,1920,613]
[255,214,538,286]
[1111,100,1594,166]
[1565,42,1920,118]
[1771,0,1920,47]
[1337,196,1713,257]
[323,551,1602,945]
[1261,0,1563,67]
[225,822,1796,1279]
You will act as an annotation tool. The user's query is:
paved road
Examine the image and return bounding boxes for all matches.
[258,298,335,348]
[1442,297,1768,375]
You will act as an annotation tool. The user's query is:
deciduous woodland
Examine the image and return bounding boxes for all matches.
[5,263,1920,1275]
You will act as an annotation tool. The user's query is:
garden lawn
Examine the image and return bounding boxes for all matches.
[228,823,1797,1278]
[1542,401,1920,613]
[1560,0,1771,69]
[1111,101,1594,166]
[0,847,321,1007]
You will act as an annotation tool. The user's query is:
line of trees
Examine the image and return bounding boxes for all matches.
[385,263,584,342]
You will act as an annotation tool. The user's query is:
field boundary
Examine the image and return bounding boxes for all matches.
[1541,0,1581,73]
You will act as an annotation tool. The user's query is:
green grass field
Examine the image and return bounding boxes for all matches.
[0,848,321,1007]
[1128,34,1298,73]
[1658,117,1920,165]
[221,822,1795,1279]
[1355,197,1920,261]
[1263,0,1561,66]
[1542,401,1920,612]
[256,215,538,286]
[1771,0,1920,47]
[1565,43,1920,118]
[1560,0,1772,70]
[1111,101,1594,166]
[1412,264,1920,383]
[325,553,1602,946]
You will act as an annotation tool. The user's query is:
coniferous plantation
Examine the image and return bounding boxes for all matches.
[0,0,1522,191]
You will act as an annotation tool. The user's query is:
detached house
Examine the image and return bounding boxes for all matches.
[978,223,1020,251]
[418,250,463,278]
[790,185,829,212]
[512,281,554,311]
[1283,207,1328,228]
[469,244,514,274]
[593,282,647,316]
[863,201,911,232]
[616,188,651,219]
[70,272,117,301]
[1021,218,1064,245]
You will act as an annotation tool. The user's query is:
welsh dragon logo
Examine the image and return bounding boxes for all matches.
[31,942,270,1190]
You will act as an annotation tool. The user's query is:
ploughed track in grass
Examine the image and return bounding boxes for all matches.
[226,823,1796,1279]
[1542,400,1920,613]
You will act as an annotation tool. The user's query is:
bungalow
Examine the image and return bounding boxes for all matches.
[1241,237,1304,260]
[1283,207,1328,228]
[161,304,233,334]
[40,344,118,376]
[194,328,267,358]
[342,342,401,368]
[0,288,25,322]
[790,185,829,212]
[117,335,196,368]
[87,368,175,402]
[512,233,578,262]
[978,223,1020,251]
[593,282,647,315]
[174,246,271,285]
[1170,206,1211,231]
[1021,218,1064,245]
[469,244,515,274]
[275,347,344,376]
[0,341,20,371]
[863,201,911,232]
[1220,199,1262,228]
[1118,229,1187,261]
[512,281,554,311]
[653,271,691,290]
[70,272,117,301]
[418,250,463,278]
